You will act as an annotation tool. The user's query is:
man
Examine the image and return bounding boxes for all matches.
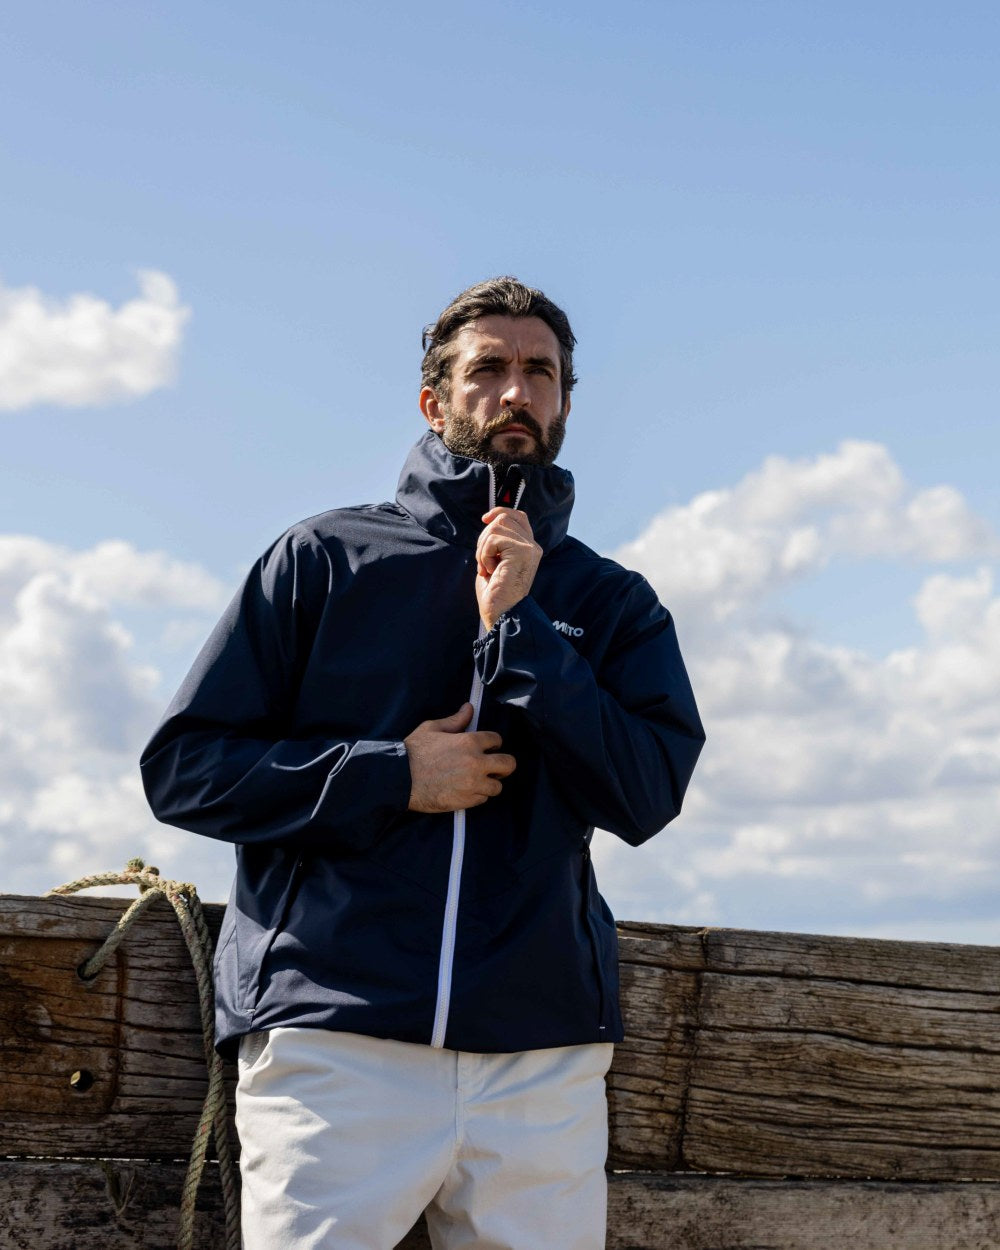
[141,277,704,1249]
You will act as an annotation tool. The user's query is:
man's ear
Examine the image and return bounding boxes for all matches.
[419,386,446,434]
[563,394,572,420]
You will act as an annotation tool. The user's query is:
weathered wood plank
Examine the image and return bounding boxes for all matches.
[606,959,698,1170]
[3,1162,999,1250]
[611,920,1000,1178]
[0,1160,227,1250]
[7,896,1000,1180]
[700,925,1000,994]
[0,893,236,1158]
[681,970,1000,1178]
[618,920,1000,994]
[604,1173,1000,1250]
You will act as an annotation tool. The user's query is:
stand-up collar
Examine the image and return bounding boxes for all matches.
[395,431,575,553]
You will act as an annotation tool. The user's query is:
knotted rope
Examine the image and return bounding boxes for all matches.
[47,858,241,1250]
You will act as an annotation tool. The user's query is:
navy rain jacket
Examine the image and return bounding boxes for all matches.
[140,432,705,1056]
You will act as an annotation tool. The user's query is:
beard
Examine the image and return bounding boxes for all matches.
[440,406,567,468]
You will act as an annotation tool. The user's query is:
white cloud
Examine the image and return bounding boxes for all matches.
[0,536,233,899]
[615,441,999,625]
[0,270,190,411]
[69,540,228,610]
[596,442,1000,941]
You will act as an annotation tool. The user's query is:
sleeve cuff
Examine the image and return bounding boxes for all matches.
[473,596,574,718]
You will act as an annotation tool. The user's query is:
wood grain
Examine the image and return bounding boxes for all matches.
[3,1162,999,1250]
[610,920,1000,1179]
[5,896,1000,1183]
[0,893,235,1159]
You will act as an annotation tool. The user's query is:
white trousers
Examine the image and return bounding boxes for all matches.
[235,1027,613,1250]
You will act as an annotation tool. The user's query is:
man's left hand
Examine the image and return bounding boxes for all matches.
[476,507,542,631]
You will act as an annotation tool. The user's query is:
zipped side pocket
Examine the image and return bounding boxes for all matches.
[243,855,305,1019]
[580,843,608,1037]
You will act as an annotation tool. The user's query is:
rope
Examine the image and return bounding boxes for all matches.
[47,858,241,1250]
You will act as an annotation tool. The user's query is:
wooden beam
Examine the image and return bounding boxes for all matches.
[6,896,1000,1180]
[609,921,1000,1179]
[2,1162,999,1250]
[0,893,235,1159]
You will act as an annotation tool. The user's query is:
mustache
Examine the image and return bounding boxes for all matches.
[482,410,545,442]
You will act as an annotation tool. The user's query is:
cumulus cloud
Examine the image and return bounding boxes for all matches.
[615,441,999,624]
[0,270,190,411]
[594,441,1000,942]
[0,537,232,898]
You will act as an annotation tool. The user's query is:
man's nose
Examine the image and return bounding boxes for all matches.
[500,372,530,407]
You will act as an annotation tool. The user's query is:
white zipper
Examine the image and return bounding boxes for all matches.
[428,631,483,1049]
[429,468,525,1048]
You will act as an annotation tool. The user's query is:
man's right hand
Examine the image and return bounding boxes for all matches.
[404,703,516,813]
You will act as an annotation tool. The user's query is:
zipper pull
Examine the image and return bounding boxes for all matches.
[496,465,526,511]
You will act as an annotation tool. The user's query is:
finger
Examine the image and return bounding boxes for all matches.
[427,703,474,732]
[477,524,510,554]
[484,753,516,778]
[480,520,532,548]
[468,731,503,751]
[476,548,502,579]
[479,524,536,559]
[481,507,532,533]
[477,530,526,570]
[478,522,523,547]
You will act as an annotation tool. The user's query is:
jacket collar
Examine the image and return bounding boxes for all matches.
[395,430,575,553]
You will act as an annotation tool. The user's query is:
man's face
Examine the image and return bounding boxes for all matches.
[420,315,570,468]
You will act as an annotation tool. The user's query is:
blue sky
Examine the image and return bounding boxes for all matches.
[2,1,999,939]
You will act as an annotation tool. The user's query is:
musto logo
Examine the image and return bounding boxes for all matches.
[552,620,584,638]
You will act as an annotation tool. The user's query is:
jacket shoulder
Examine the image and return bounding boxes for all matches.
[284,501,409,551]
[553,534,659,595]
[245,502,410,605]
[547,535,675,648]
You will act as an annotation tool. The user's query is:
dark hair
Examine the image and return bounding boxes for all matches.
[421,276,577,407]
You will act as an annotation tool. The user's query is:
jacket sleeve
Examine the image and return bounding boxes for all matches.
[473,576,704,846]
[139,529,412,851]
